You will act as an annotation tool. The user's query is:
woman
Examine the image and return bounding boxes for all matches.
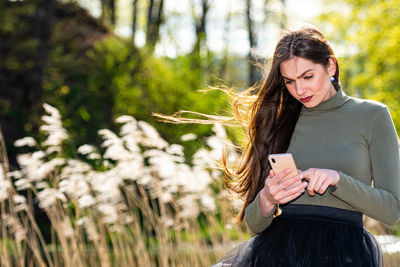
[213,27,400,266]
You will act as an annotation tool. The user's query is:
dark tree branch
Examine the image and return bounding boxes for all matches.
[146,0,164,51]
[100,0,116,26]
[219,7,232,79]
[246,0,258,86]
[192,0,210,57]
[100,0,107,22]
[132,0,139,44]
[32,0,56,111]
[147,0,154,36]
[110,0,116,25]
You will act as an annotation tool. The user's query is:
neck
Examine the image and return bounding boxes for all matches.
[323,84,337,102]
[302,85,348,112]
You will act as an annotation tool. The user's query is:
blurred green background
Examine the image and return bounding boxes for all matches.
[0,0,400,266]
[1,0,400,253]
[2,0,400,165]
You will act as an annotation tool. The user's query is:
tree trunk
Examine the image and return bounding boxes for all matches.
[219,7,232,79]
[246,0,258,86]
[100,0,117,26]
[279,0,287,29]
[110,0,116,25]
[146,0,164,51]
[0,0,56,168]
[192,0,209,57]
[132,0,138,44]
[32,0,56,118]
[100,0,108,23]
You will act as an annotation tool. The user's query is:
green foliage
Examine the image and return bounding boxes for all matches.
[318,0,400,234]
[1,2,245,164]
[0,1,43,159]
[319,0,400,131]
[43,32,232,160]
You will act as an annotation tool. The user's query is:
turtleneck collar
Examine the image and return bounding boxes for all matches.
[301,86,349,113]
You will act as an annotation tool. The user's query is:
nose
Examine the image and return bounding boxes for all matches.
[295,80,306,96]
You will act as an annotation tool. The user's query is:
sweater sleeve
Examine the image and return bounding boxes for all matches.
[244,191,276,234]
[330,105,400,225]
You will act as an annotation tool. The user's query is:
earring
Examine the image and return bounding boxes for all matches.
[330,77,335,82]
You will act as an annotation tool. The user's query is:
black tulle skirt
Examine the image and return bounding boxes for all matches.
[213,204,382,267]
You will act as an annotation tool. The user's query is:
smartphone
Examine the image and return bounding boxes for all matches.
[268,153,298,179]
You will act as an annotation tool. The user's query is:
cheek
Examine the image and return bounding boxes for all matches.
[285,85,297,97]
[309,77,325,92]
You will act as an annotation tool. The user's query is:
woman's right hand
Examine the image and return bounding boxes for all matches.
[258,168,307,216]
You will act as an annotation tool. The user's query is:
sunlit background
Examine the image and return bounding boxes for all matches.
[78,0,323,57]
[1,0,400,266]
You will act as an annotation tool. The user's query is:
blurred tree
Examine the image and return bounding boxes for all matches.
[245,0,258,86]
[188,0,211,86]
[218,5,232,80]
[191,0,210,59]
[33,0,57,104]
[319,0,400,131]
[132,0,139,44]
[101,0,117,26]
[0,0,56,167]
[91,39,230,158]
[279,0,287,29]
[318,0,400,235]
[0,1,111,162]
[146,0,164,51]
[1,1,232,163]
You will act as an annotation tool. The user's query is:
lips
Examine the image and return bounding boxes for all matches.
[300,96,313,103]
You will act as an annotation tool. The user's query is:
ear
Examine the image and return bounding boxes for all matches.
[327,57,337,77]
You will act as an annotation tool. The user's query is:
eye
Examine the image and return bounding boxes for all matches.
[304,75,313,79]
[284,80,293,85]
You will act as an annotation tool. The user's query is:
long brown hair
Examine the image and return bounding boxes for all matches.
[226,27,341,221]
[154,26,340,222]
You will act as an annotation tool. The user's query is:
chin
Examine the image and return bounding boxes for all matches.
[302,102,316,108]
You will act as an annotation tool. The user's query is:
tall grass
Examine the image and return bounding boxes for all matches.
[0,104,249,266]
[2,104,400,266]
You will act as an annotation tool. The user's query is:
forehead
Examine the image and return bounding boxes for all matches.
[280,57,321,78]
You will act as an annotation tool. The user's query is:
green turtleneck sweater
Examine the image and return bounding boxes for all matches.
[245,87,400,234]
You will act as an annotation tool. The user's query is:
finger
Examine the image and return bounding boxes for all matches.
[281,176,304,191]
[265,169,274,184]
[313,174,325,193]
[279,189,305,204]
[289,181,308,194]
[264,169,277,188]
[279,191,303,204]
[276,174,304,191]
[307,172,319,197]
[285,179,302,190]
[269,168,293,186]
[299,170,311,190]
[276,181,307,200]
[267,169,275,180]
[299,169,311,181]
[269,176,301,199]
[319,180,332,194]
[279,170,300,184]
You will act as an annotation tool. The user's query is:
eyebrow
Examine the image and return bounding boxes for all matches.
[282,69,313,80]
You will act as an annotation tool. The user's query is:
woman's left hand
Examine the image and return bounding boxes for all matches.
[300,168,340,196]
